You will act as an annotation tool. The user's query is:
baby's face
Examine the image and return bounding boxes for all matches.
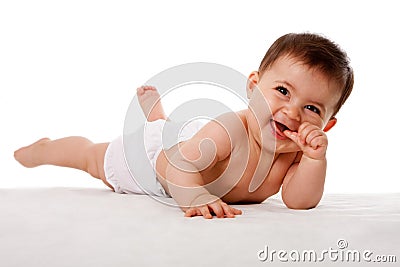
[247,55,341,153]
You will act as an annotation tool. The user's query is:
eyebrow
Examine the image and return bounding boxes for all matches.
[274,80,327,112]
[275,80,295,90]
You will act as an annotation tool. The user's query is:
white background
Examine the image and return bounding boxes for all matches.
[1,0,399,193]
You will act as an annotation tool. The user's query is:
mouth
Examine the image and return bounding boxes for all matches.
[270,119,290,140]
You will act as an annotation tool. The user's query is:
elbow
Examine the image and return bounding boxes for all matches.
[282,196,320,210]
[284,202,317,210]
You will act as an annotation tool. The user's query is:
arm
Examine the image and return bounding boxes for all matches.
[165,118,242,218]
[281,122,328,209]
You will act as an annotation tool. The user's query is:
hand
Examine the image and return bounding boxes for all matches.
[284,122,328,160]
[183,194,242,219]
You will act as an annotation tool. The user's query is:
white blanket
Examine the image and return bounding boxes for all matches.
[0,188,399,266]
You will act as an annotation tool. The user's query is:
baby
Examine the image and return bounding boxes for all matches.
[14,33,354,219]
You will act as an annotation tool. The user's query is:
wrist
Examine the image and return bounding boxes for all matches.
[190,193,218,208]
[302,153,327,162]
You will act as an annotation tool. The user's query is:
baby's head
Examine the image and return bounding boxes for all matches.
[258,33,354,118]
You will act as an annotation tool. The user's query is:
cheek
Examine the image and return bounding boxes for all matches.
[248,91,273,122]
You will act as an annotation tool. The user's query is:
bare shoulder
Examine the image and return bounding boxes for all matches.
[179,111,248,163]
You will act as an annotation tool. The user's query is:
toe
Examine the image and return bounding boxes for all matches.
[137,86,144,95]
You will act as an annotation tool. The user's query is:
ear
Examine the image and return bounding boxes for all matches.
[323,117,337,132]
[246,71,259,99]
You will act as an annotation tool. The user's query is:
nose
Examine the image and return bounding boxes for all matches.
[283,104,301,122]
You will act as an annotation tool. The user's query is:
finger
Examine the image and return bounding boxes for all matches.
[232,207,243,215]
[284,130,302,147]
[298,125,312,144]
[223,204,243,217]
[284,130,297,141]
[220,202,235,218]
[184,209,194,217]
[296,123,308,143]
[310,136,327,150]
[305,130,324,146]
[200,206,213,219]
[298,121,313,133]
[184,208,198,217]
[299,124,319,145]
[209,202,225,218]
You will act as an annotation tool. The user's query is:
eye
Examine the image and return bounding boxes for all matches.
[305,105,321,115]
[276,86,289,96]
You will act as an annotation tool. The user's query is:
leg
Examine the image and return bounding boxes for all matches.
[14,137,114,190]
[137,85,168,121]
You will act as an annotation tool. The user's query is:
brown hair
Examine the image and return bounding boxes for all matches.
[259,33,354,117]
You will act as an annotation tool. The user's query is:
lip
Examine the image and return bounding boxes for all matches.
[269,119,287,140]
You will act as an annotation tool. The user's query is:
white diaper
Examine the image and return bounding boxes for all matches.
[104,119,207,197]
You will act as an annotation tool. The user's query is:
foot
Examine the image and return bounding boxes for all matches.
[137,85,167,121]
[14,138,50,168]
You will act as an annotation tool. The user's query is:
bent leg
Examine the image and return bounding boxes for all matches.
[137,85,168,121]
[14,137,114,190]
[84,142,114,189]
